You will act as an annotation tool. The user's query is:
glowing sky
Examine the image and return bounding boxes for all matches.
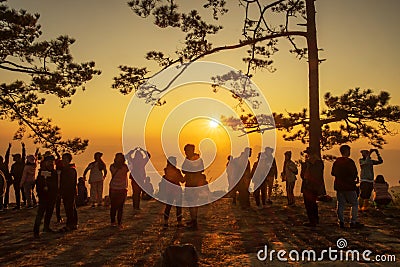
[1,0,400,193]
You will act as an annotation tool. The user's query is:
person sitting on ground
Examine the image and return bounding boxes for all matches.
[76,177,89,207]
[141,176,154,200]
[373,175,392,209]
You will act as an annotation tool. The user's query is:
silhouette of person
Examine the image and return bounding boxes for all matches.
[373,175,392,209]
[237,147,252,208]
[251,152,267,209]
[163,156,185,228]
[10,142,26,209]
[34,155,58,237]
[141,176,154,200]
[126,147,151,211]
[59,153,78,232]
[0,143,12,210]
[301,150,324,227]
[20,149,39,208]
[226,155,239,205]
[109,153,129,228]
[282,151,298,206]
[76,177,88,207]
[331,145,363,229]
[264,147,277,204]
[359,149,383,211]
[182,144,205,229]
[83,152,107,207]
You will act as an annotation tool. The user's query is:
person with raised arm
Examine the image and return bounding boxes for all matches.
[126,147,151,211]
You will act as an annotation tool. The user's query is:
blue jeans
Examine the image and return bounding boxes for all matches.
[336,191,358,223]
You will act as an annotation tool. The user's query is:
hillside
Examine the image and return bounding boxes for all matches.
[0,196,399,266]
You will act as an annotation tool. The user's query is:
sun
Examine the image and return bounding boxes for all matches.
[209,119,219,128]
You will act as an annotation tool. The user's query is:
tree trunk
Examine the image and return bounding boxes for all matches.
[305,0,321,156]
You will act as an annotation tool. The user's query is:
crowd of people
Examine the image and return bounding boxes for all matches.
[0,142,395,238]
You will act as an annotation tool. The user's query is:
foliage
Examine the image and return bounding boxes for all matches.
[0,0,101,154]
[221,88,400,150]
[114,0,399,152]
[272,179,284,197]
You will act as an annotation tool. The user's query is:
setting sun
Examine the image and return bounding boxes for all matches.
[209,119,219,128]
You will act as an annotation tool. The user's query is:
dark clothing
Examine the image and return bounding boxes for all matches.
[11,147,26,207]
[164,204,182,222]
[331,157,358,192]
[238,161,251,207]
[360,181,374,199]
[34,168,59,234]
[76,180,88,206]
[254,180,267,206]
[301,159,324,225]
[303,190,319,225]
[163,164,184,222]
[60,164,78,229]
[34,196,56,234]
[131,177,142,210]
[56,194,62,221]
[267,158,278,178]
[60,164,77,198]
[110,189,127,225]
[301,159,325,195]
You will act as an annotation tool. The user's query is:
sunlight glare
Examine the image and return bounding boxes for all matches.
[209,119,219,128]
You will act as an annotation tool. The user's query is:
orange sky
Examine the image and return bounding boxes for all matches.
[1,0,400,193]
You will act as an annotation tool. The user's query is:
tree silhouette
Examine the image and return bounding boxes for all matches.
[221,88,400,151]
[113,1,398,154]
[0,0,101,154]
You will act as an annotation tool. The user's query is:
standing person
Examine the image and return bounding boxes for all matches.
[373,175,392,209]
[59,153,78,232]
[20,150,39,208]
[126,147,151,211]
[0,170,5,211]
[10,142,26,209]
[83,152,107,207]
[0,143,12,210]
[226,155,239,205]
[359,149,383,212]
[300,151,325,227]
[331,145,363,229]
[282,151,298,206]
[237,147,252,208]
[33,155,58,238]
[251,152,267,209]
[182,144,205,229]
[264,147,277,205]
[109,153,129,228]
[163,156,185,228]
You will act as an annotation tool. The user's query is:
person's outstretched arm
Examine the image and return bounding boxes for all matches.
[21,142,26,161]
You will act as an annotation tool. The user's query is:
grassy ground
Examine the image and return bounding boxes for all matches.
[0,196,399,266]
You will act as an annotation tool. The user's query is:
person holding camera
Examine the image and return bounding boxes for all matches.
[359,148,383,212]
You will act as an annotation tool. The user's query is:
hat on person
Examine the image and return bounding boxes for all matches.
[94,152,103,158]
[360,150,369,154]
[284,151,292,156]
[26,155,35,164]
